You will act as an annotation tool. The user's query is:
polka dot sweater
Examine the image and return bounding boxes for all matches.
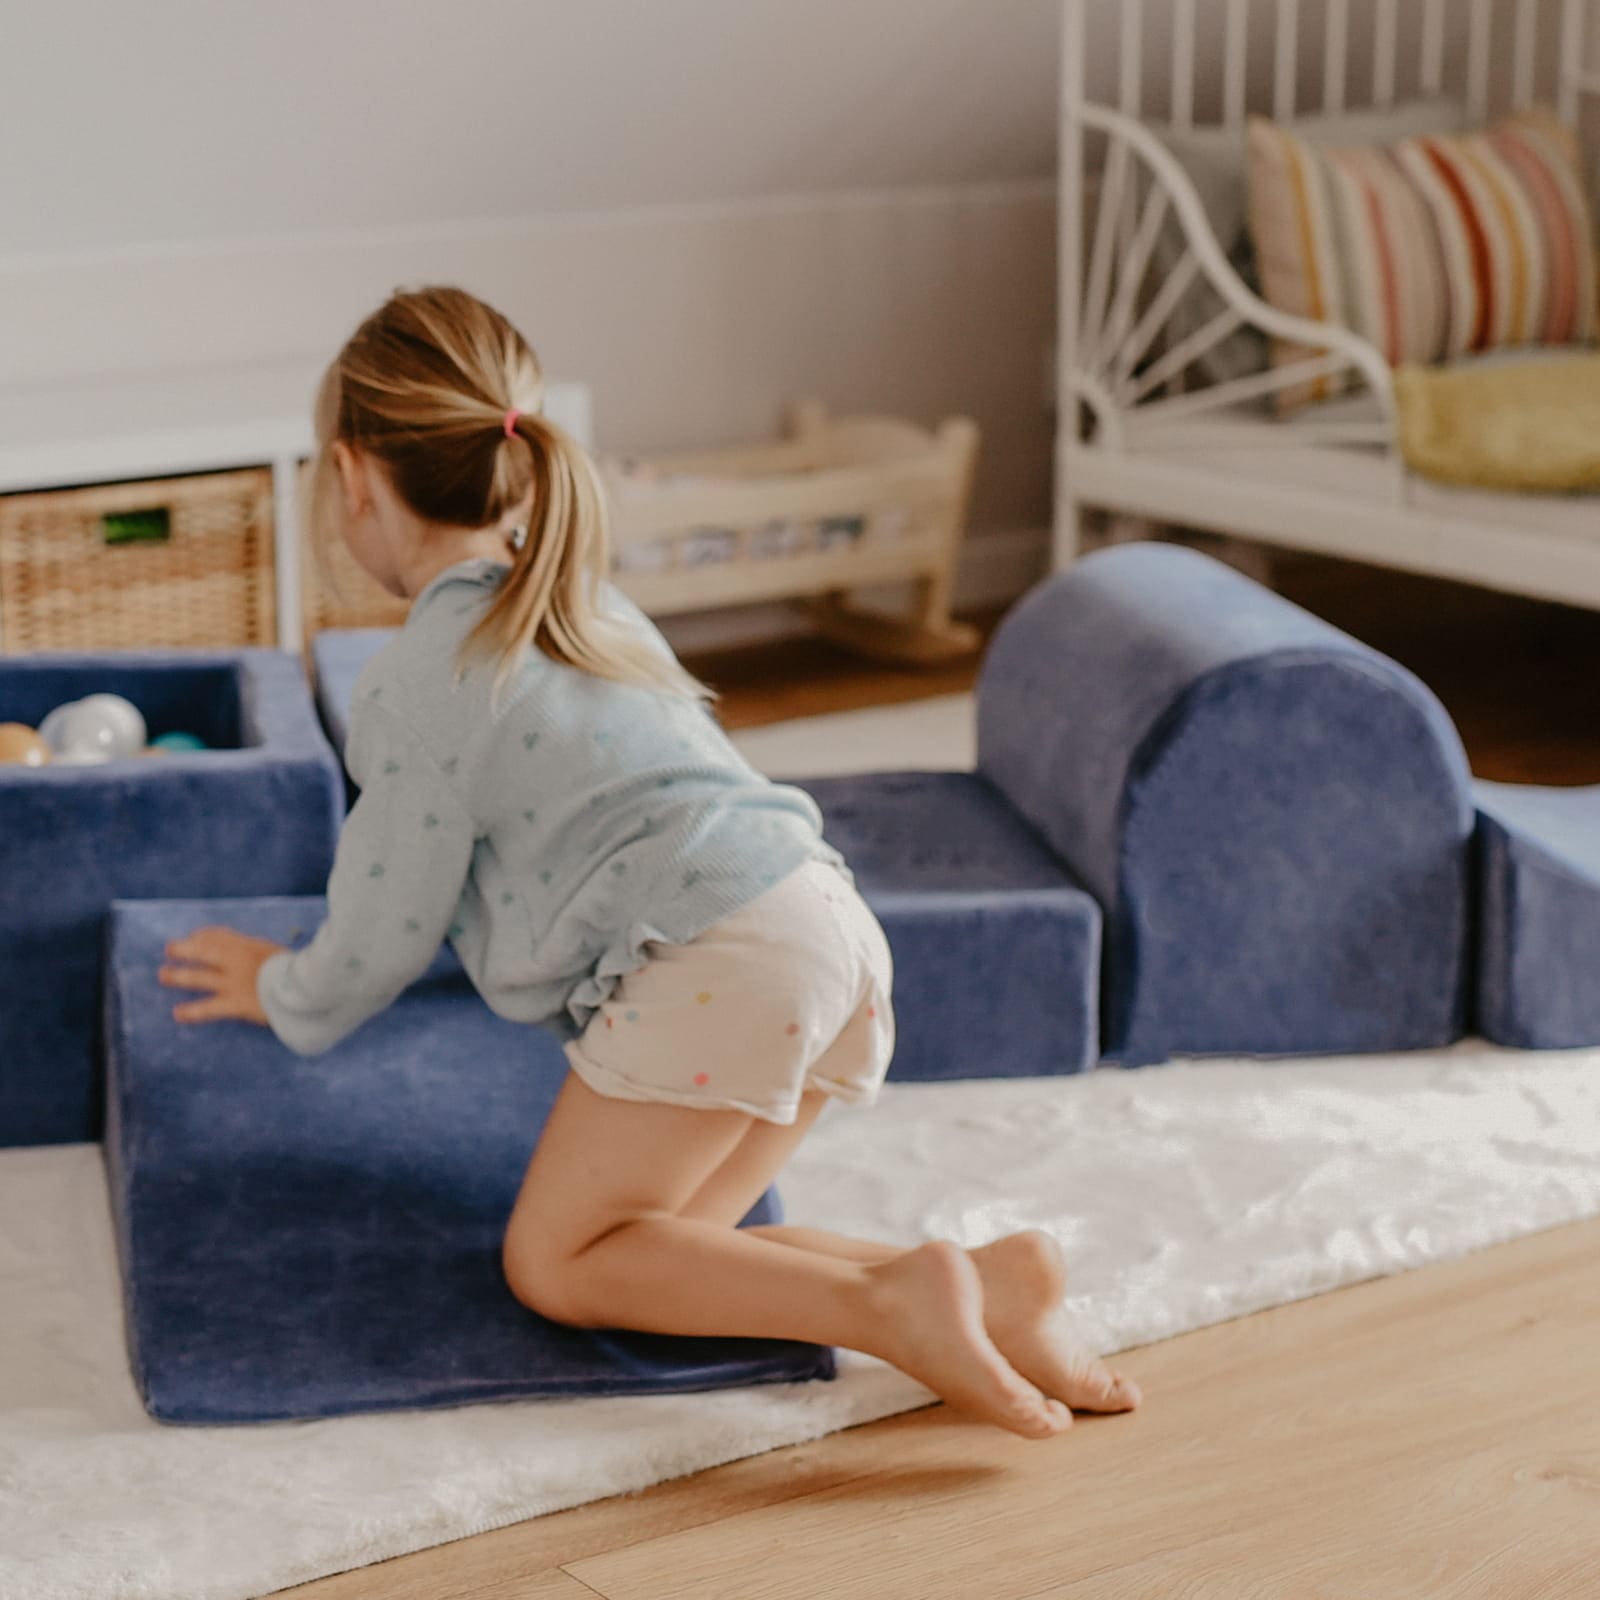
[258,559,841,1056]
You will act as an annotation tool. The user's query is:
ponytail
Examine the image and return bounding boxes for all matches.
[317,285,708,703]
[459,410,709,700]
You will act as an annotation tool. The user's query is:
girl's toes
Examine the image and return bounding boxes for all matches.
[1043,1397,1074,1431]
[1072,1363,1141,1412]
[1052,1354,1139,1413]
[1012,1392,1070,1438]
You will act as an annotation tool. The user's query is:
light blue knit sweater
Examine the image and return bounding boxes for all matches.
[258,558,839,1055]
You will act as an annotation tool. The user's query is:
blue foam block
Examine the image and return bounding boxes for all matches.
[0,652,343,1147]
[105,897,833,1425]
[978,544,1476,1065]
[1475,780,1600,1048]
[312,635,1104,1074]
[311,628,392,762]
[798,771,1101,1076]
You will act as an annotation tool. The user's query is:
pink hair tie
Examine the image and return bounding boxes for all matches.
[502,408,522,438]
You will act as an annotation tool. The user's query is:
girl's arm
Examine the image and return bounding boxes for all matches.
[163,699,475,1054]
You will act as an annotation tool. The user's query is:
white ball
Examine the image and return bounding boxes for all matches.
[46,694,146,761]
[73,694,146,757]
[38,701,80,753]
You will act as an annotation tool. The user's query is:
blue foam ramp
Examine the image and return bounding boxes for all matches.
[105,897,832,1424]
[0,651,343,1147]
[1475,780,1600,1048]
[798,771,1101,1077]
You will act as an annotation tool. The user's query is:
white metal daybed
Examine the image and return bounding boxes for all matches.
[1056,0,1600,607]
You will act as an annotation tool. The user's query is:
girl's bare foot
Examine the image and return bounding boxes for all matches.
[968,1231,1142,1415]
[861,1240,1073,1439]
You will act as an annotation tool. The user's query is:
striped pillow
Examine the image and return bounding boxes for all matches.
[1247,106,1597,408]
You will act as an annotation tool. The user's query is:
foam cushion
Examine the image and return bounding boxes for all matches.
[978,544,1476,1067]
[0,652,343,1148]
[104,896,832,1425]
[311,628,392,760]
[799,771,1101,1077]
[1475,781,1600,1048]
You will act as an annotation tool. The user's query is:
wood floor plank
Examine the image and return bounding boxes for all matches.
[562,1221,1600,1600]
[274,1408,947,1598]
[461,1569,604,1600]
[284,1555,601,1600]
[683,619,995,732]
[1026,1413,1600,1600]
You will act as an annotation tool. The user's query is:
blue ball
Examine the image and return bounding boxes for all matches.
[151,731,207,753]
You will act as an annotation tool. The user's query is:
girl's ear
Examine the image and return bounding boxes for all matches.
[330,440,370,521]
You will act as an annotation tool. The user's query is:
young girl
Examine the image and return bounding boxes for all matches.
[160,287,1140,1439]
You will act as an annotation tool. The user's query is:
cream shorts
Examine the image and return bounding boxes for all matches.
[564,860,895,1125]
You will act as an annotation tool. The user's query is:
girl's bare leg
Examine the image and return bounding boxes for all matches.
[673,1103,1140,1414]
[740,1226,1139,1414]
[503,1073,1072,1439]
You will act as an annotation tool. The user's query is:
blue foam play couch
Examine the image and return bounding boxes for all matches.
[313,632,1105,1081]
[976,544,1477,1064]
[313,548,1481,1067]
[1474,781,1600,1048]
[312,627,386,759]
[73,541,1600,1426]
[802,771,1102,1078]
[105,896,831,1424]
[310,627,391,784]
[0,652,343,1147]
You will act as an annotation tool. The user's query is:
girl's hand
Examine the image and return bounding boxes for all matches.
[159,927,285,1025]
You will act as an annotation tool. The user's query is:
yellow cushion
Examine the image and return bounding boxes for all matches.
[1395,354,1600,492]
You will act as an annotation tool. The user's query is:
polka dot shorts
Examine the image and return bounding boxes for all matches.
[564,860,895,1125]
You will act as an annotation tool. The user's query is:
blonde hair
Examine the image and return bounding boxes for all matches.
[309,285,707,700]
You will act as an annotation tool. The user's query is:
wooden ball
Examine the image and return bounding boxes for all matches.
[0,723,51,767]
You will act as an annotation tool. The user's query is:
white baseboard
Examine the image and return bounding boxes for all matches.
[656,526,1049,656]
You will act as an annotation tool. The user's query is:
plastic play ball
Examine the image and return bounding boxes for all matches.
[150,731,207,753]
[41,694,146,761]
[37,702,75,751]
[76,694,146,756]
[0,723,51,766]
[52,708,116,760]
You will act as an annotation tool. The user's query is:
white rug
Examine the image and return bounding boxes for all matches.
[730,692,976,777]
[6,693,1600,1600]
[7,1050,1600,1600]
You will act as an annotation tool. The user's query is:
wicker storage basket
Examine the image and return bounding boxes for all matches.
[0,468,277,652]
[298,463,410,637]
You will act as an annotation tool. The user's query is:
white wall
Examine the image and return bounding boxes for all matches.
[0,185,1057,534]
[0,1,1524,551]
[0,0,1061,256]
[0,0,1064,540]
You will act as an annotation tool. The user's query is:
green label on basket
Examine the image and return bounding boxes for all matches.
[102,507,171,546]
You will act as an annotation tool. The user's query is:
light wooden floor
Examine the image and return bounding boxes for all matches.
[285,1216,1600,1599]
[285,560,1600,1599]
